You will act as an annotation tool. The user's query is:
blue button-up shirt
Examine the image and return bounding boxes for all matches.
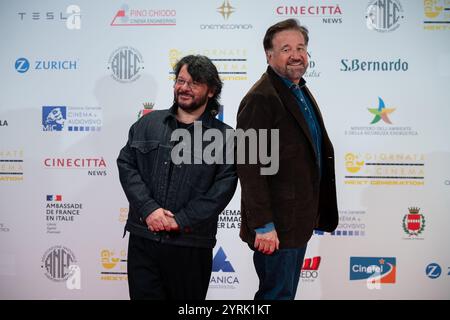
[281,77,322,176]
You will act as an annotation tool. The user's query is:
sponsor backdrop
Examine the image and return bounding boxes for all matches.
[1,0,449,299]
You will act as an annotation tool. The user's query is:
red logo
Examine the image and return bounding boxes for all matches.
[402,207,425,236]
[302,256,321,271]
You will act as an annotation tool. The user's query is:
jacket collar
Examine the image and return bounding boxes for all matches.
[266,66,316,156]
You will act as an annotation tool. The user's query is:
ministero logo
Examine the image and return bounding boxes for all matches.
[275,2,344,24]
[340,58,408,72]
[108,46,144,83]
[110,4,176,26]
[169,48,248,81]
[210,247,239,289]
[365,0,404,32]
[200,0,252,30]
[42,106,102,132]
[17,5,81,30]
[345,97,418,137]
[14,57,78,74]
[100,249,127,281]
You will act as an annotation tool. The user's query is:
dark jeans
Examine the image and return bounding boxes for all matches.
[253,246,307,300]
[127,233,212,300]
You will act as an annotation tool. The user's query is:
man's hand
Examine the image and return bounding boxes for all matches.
[163,209,180,231]
[254,229,280,255]
[145,208,172,232]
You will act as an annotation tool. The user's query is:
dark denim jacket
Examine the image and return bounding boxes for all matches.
[117,104,238,248]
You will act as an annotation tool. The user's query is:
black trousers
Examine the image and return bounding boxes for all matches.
[127,233,213,300]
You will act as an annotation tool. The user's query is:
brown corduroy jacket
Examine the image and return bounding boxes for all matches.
[236,66,338,249]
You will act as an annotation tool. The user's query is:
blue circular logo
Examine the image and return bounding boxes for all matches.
[15,58,30,73]
[426,263,442,279]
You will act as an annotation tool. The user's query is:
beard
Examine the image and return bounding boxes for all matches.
[174,90,209,112]
[286,61,307,81]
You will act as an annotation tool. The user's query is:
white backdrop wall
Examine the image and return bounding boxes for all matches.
[1,0,449,299]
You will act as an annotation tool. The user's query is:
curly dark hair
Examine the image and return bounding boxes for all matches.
[173,55,223,116]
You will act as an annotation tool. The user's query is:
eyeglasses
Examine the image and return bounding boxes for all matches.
[175,78,202,90]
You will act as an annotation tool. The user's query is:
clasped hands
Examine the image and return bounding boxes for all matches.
[145,208,180,232]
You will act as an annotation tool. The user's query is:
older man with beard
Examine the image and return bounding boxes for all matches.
[236,19,339,300]
[117,55,237,300]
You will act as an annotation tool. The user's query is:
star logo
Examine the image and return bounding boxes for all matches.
[217,0,235,20]
[368,97,395,124]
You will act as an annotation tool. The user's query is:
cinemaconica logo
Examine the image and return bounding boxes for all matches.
[200,0,253,30]
[365,0,404,32]
[169,48,248,81]
[350,257,396,289]
[110,4,176,26]
[275,2,343,24]
[210,247,239,289]
[15,57,78,73]
[43,157,107,176]
[108,46,144,83]
[41,245,77,282]
[17,5,81,30]
[42,106,102,132]
[100,249,127,281]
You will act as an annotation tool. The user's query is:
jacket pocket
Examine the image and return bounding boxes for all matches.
[130,140,160,182]
[131,140,159,153]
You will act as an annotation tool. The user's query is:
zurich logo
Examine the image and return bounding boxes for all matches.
[425,263,441,279]
[15,58,30,73]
